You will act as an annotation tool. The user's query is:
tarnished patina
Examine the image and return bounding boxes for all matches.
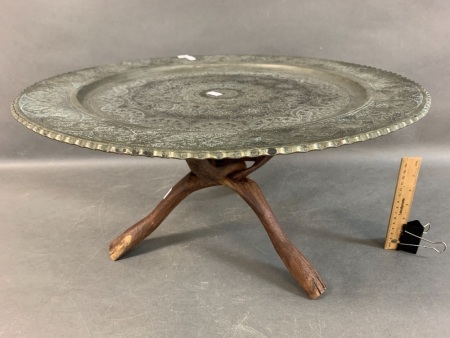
[11,55,430,159]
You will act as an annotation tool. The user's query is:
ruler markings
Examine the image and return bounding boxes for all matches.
[384,157,422,250]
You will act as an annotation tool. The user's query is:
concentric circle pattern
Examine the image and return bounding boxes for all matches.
[11,55,430,159]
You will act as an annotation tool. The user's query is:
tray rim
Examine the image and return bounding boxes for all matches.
[10,55,431,160]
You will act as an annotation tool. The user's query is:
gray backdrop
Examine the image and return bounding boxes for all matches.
[1,1,449,337]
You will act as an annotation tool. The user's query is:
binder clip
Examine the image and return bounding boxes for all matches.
[394,220,447,254]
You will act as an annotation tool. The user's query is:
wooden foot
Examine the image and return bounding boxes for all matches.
[222,177,326,299]
[109,157,326,299]
[109,172,217,261]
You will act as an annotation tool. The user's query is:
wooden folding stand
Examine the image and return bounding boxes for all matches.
[109,157,326,299]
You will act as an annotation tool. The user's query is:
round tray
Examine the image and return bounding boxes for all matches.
[11,55,430,159]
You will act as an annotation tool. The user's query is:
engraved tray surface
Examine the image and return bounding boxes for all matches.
[11,55,430,159]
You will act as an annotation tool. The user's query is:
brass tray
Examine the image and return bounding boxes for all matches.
[11,55,430,159]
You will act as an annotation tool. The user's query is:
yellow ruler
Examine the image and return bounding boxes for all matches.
[384,157,422,250]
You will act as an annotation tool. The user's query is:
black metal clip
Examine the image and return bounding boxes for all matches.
[394,220,447,254]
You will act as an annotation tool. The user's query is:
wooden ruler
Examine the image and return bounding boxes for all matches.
[384,157,422,250]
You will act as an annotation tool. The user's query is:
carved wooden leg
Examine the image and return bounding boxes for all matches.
[109,157,326,299]
[109,172,217,261]
[222,177,326,299]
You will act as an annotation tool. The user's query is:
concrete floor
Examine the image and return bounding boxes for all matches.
[1,150,449,337]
